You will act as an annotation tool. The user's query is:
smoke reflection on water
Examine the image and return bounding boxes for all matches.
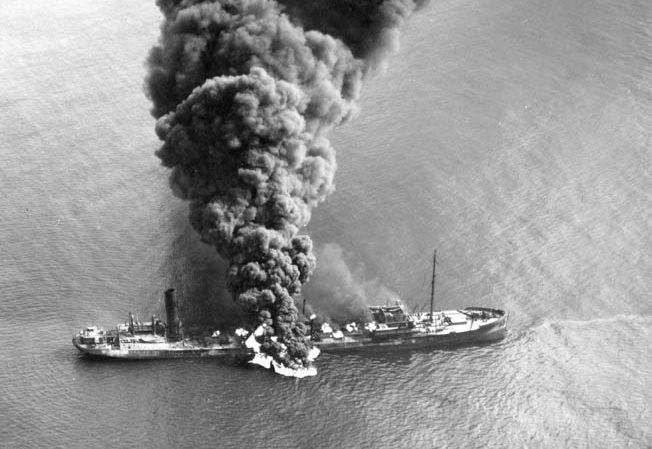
[159,202,244,332]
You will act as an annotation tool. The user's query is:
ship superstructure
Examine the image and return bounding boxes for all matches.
[72,289,251,360]
[312,304,507,352]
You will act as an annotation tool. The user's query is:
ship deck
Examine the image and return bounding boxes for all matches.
[314,308,507,352]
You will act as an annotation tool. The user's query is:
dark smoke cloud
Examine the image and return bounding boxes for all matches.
[146,0,425,367]
[277,0,429,71]
[303,243,399,323]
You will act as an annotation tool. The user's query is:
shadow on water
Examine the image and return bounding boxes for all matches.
[327,333,508,354]
[161,204,245,334]
[71,351,252,375]
[322,350,414,367]
[319,336,510,370]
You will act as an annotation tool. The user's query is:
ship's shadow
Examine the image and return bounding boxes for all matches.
[160,205,244,334]
[72,351,252,372]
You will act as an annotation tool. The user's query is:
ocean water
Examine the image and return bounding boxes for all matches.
[1,0,651,448]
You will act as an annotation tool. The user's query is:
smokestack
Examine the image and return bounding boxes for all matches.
[165,288,180,341]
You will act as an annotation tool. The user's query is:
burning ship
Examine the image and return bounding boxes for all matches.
[72,289,251,360]
[73,251,507,376]
[310,250,507,352]
[310,305,507,353]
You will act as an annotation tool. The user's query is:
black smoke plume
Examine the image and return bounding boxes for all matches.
[146,0,426,366]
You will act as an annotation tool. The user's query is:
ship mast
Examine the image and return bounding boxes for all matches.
[429,249,437,322]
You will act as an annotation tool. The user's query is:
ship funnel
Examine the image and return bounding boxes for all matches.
[165,288,180,341]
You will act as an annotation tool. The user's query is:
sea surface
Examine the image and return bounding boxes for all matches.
[1,0,651,448]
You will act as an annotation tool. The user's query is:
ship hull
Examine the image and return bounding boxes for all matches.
[73,308,508,359]
[315,311,508,353]
[72,338,251,360]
